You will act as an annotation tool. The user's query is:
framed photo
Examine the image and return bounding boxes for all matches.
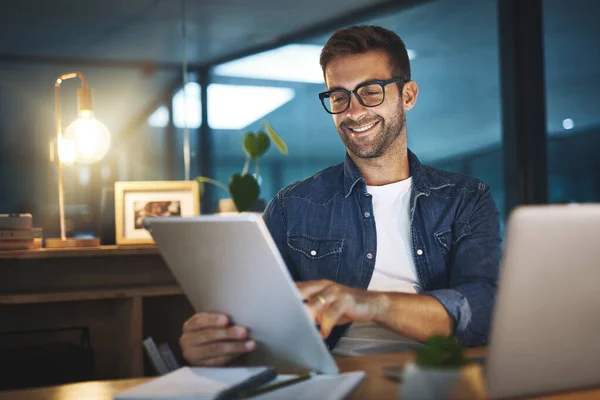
[114,181,200,245]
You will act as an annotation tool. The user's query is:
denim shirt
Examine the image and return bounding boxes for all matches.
[263,149,502,348]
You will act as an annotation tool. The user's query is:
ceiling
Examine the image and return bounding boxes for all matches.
[0,0,599,165]
[0,0,400,66]
[0,0,409,158]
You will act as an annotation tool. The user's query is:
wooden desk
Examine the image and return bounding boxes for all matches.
[1,349,599,399]
[0,246,194,383]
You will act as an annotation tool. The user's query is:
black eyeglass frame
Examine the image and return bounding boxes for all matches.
[318,77,407,114]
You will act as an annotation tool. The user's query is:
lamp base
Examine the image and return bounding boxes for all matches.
[45,237,101,249]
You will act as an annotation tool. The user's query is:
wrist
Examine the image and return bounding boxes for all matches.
[369,291,391,323]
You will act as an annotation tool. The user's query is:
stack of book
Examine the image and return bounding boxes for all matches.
[0,213,43,250]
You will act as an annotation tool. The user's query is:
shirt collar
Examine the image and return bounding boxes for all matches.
[342,148,431,198]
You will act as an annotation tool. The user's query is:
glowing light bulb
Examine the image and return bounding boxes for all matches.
[58,137,77,165]
[63,111,111,164]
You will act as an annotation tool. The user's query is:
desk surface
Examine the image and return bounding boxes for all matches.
[1,348,599,400]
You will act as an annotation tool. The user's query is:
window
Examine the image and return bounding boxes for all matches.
[209,0,505,226]
[544,0,600,204]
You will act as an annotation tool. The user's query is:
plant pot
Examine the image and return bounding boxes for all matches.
[400,361,485,399]
[215,199,238,214]
[215,198,266,214]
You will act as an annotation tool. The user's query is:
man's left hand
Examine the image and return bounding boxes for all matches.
[297,280,387,338]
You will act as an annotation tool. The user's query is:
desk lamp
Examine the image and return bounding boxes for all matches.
[45,72,111,248]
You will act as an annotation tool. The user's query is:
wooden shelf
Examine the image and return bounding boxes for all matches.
[0,245,159,260]
[0,244,193,380]
[0,285,183,304]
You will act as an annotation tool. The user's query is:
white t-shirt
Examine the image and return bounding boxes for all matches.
[366,177,422,294]
[334,177,424,357]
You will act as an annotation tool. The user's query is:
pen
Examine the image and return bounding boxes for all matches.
[237,371,312,398]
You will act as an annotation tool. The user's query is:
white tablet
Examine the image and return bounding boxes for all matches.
[145,214,339,374]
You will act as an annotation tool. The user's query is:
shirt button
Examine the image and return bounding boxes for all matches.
[310,250,317,256]
[417,249,424,256]
[364,212,371,218]
[367,253,373,260]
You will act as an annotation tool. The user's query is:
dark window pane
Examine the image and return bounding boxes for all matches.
[544,0,600,204]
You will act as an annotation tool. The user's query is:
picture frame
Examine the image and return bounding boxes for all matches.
[114,181,200,245]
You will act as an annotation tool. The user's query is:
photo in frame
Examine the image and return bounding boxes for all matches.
[114,181,200,245]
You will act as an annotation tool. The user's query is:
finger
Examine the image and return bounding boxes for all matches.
[183,312,229,332]
[296,280,335,299]
[202,340,256,360]
[303,291,330,322]
[303,283,345,325]
[199,355,237,366]
[303,300,319,323]
[180,325,248,349]
[319,298,352,338]
[182,340,255,365]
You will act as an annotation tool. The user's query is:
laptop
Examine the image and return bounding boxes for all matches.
[485,204,600,398]
[145,213,339,375]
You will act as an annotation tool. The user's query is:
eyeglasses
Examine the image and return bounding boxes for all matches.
[318,77,407,114]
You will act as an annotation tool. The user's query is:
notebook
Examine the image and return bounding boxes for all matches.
[114,367,365,400]
[251,371,366,400]
[115,366,276,400]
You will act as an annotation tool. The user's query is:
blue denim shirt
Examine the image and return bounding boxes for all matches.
[263,149,502,348]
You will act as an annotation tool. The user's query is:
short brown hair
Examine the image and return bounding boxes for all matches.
[320,25,411,81]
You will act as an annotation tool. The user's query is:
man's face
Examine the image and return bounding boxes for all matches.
[325,50,405,159]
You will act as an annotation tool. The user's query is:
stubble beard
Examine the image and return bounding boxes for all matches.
[338,106,406,159]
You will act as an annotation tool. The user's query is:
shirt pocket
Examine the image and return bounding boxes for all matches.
[287,234,343,281]
[434,222,472,256]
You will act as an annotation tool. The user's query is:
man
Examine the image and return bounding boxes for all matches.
[179,25,501,366]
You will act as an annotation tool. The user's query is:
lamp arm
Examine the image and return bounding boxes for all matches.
[54,71,88,241]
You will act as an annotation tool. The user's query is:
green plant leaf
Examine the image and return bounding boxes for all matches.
[414,335,468,369]
[229,173,260,212]
[243,132,270,158]
[264,121,288,155]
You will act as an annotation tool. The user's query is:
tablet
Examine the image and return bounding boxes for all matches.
[145,214,339,374]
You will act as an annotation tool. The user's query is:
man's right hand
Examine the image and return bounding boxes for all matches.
[179,312,256,366]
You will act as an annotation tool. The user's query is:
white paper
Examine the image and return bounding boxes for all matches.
[115,366,272,400]
[253,371,366,400]
[115,367,365,400]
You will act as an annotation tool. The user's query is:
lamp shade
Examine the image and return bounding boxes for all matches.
[62,111,111,164]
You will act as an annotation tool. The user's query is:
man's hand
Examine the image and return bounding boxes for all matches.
[298,280,455,342]
[179,312,256,366]
[297,280,388,338]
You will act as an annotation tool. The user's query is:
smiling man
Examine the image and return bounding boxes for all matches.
[179,25,502,366]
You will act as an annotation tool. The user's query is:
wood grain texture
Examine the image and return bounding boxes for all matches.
[121,296,144,377]
[1,348,599,400]
[0,285,183,304]
[0,245,158,260]
[0,246,192,384]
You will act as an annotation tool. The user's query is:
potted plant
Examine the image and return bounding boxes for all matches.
[400,335,485,399]
[196,121,287,213]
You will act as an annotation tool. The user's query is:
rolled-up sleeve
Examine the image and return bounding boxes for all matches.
[424,185,502,346]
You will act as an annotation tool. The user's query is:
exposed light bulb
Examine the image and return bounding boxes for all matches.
[63,111,111,164]
[58,137,77,165]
